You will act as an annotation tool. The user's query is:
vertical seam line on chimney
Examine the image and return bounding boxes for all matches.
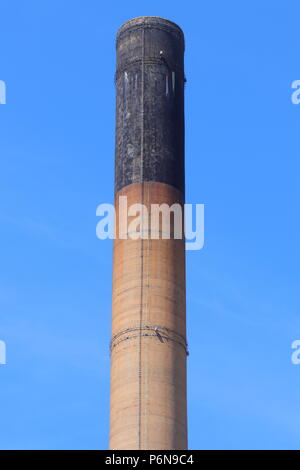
[138,22,145,451]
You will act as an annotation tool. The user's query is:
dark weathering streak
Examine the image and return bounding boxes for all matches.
[115,17,185,194]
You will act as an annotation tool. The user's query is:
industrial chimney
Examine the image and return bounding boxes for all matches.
[110,16,187,450]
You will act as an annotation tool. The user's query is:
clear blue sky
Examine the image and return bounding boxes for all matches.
[1,0,300,450]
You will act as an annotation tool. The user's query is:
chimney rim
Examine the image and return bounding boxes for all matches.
[116,16,184,43]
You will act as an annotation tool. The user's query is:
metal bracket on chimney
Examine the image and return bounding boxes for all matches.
[110,325,189,355]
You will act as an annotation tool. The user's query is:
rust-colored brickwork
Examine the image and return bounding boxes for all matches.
[110,182,187,449]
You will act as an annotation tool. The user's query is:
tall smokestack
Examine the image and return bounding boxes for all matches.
[110,16,187,450]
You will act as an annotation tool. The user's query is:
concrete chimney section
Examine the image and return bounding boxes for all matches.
[110,17,187,450]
